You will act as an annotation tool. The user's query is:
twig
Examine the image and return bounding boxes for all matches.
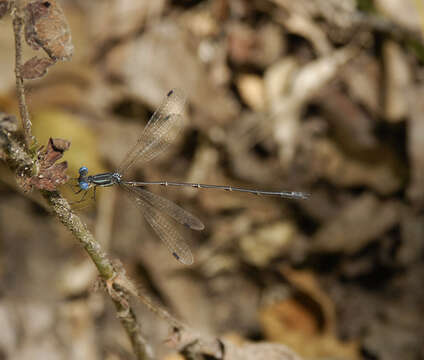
[110,264,185,330]
[11,1,34,148]
[44,192,152,359]
[47,196,153,360]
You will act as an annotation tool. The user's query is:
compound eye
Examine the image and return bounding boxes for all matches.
[79,181,89,190]
[79,166,88,176]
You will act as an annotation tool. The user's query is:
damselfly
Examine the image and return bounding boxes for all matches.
[77,89,309,265]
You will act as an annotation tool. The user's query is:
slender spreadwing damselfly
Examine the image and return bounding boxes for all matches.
[76,89,309,265]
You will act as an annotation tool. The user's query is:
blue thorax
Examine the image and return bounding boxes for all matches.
[78,166,122,190]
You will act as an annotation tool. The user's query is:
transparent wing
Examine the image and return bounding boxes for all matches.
[117,89,186,175]
[144,89,186,133]
[124,185,204,231]
[122,185,194,265]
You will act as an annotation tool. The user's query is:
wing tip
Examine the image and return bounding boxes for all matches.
[184,221,205,231]
[194,223,205,231]
[172,251,194,265]
[167,87,186,101]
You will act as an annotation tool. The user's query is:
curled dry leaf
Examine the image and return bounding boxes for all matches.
[30,137,70,191]
[22,56,55,79]
[259,267,359,359]
[24,0,73,61]
[280,267,337,332]
[0,0,9,20]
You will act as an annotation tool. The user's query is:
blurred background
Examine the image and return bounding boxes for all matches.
[1,0,424,359]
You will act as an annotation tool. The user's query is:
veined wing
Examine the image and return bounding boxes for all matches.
[121,185,194,265]
[123,185,204,231]
[144,89,186,133]
[117,89,186,175]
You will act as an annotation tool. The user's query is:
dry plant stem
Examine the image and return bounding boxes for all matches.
[115,303,151,360]
[44,192,152,360]
[12,2,34,148]
[44,191,117,278]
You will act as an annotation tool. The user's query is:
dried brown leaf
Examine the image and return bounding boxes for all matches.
[280,267,337,332]
[30,137,70,191]
[24,0,73,61]
[22,56,55,79]
[49,137,71,153]
[260,268,360,360]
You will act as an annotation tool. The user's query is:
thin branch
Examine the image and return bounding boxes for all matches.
[44,190,153,360]
[110,264,185,330]
[114,304,152,360]
[11,1,34,148]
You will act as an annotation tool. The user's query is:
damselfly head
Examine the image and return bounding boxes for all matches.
[78,166,89,190]
[79,166,88,176]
